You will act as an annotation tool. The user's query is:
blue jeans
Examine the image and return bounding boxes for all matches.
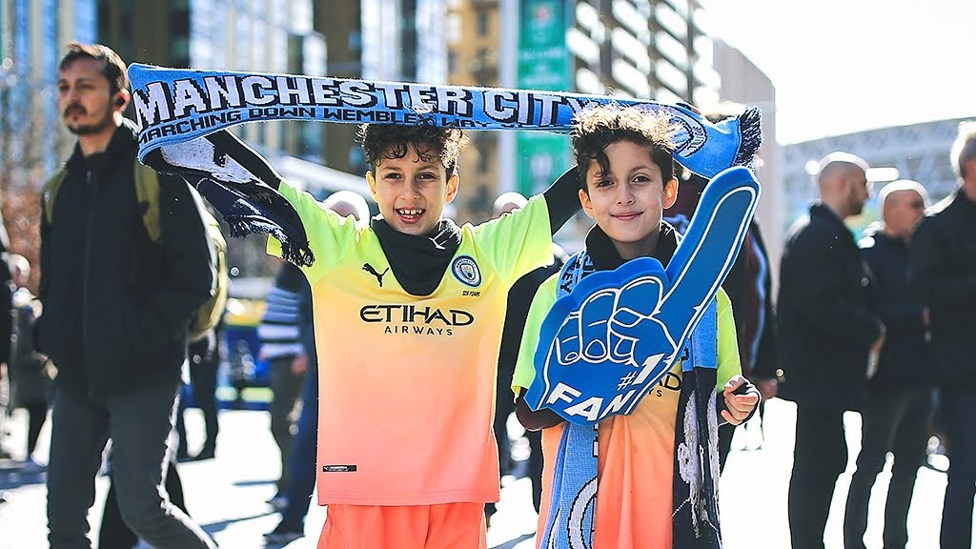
[279,356,318,529]
[46,384,215,549]
[940,385,976,547]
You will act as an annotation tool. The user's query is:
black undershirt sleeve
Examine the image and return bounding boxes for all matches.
[542,166,581,235]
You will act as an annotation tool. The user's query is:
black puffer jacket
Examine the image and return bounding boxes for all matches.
[858,230,930,387]
[37,120,215,399]
[909,189,976,384]
[777,203,882,411]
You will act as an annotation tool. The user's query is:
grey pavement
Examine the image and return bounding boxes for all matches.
[0,399,951,548]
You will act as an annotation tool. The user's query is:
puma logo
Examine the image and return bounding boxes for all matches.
[362,263,389,287]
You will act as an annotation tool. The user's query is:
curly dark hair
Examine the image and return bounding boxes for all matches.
[357,122,469,178]
[571,105,678,191]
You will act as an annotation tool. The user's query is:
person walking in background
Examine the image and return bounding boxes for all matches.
[487,191,566,524]
[0,210,14,461]
[777,152,885,549]
[910,120,976,547]
[175,318,225,462]
[5,254,51,471]
[37,42,216,548]
[489,191,528,487]
[259,259,308,509]
[664,102,780,467]
[264,190,370,545]
[844,180,932,549]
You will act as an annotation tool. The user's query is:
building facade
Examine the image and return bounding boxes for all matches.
[445,0,729,229]
[97,0,327,162]
[783,118,969,237]
[712,38,783,281]
[317,0,450,176]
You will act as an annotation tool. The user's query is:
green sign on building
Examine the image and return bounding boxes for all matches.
[516,0,572,195]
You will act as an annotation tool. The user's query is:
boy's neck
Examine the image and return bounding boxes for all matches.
[612,229,660,261]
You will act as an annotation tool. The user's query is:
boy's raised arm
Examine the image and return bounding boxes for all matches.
[542,166,581,235]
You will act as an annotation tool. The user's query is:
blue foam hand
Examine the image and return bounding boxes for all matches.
[525,166,761,426]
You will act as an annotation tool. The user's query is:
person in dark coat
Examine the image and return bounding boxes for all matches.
[39,42,215,548]
[844,180,931,549]
[6,255,51,468]
[777,152,884,549]
[909,120,976,547]
[0,211,13,460]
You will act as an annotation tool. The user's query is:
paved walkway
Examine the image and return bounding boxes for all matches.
[0,399,950,548]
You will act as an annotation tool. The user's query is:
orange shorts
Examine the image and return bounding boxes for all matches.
[318,502,487,549]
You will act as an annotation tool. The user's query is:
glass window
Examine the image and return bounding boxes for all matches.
[477,10,489,36]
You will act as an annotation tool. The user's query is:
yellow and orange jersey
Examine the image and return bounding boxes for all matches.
[270,180,552,506]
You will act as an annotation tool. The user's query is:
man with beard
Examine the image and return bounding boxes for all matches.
[777,152,885,549]
[38,42,216,548]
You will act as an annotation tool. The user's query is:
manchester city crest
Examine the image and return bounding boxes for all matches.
[451,255,482,287]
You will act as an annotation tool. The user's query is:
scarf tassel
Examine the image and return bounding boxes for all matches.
[732,106,763,169]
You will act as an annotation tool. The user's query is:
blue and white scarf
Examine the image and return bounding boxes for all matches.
[125,64,763,265]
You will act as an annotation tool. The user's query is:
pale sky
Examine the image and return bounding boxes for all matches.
[701,0,974,144]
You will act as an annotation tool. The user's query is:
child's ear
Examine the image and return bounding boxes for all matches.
[662,178,678,209]
[366,170,380,201]
[445,173,460,204]
[579,188,596,219]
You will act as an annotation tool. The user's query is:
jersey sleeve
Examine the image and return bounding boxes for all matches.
[512,274,560,394]
[715,288,742,391]
[473,194,553,285]
[266,180,360,285]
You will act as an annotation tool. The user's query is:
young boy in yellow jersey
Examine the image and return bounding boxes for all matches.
[512,105,760,549]
[267,122,580,548]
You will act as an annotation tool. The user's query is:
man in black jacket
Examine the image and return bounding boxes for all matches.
[844,180,931,549]
[910,120,976,547]
[38,43,216,548]
[778,152,884,549]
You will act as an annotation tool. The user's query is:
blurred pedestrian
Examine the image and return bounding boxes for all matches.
[0,210,13,460]
[844,180,931,549]
[665,102,779,468]
[487,191,564,524]
[909,120,976,547]
[175,319,224,461]
[258,259,308,508]
[6,254,51,470]
[264,190,369,545]
[37,42,216,548]
[778,152,885,549]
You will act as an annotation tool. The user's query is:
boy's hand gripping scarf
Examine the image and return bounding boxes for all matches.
[527,167,761,549]
[125,64,763,265]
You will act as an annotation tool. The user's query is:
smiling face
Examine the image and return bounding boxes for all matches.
[366,143,459,236]
[57,57,122,137]
[580,140,678,260]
